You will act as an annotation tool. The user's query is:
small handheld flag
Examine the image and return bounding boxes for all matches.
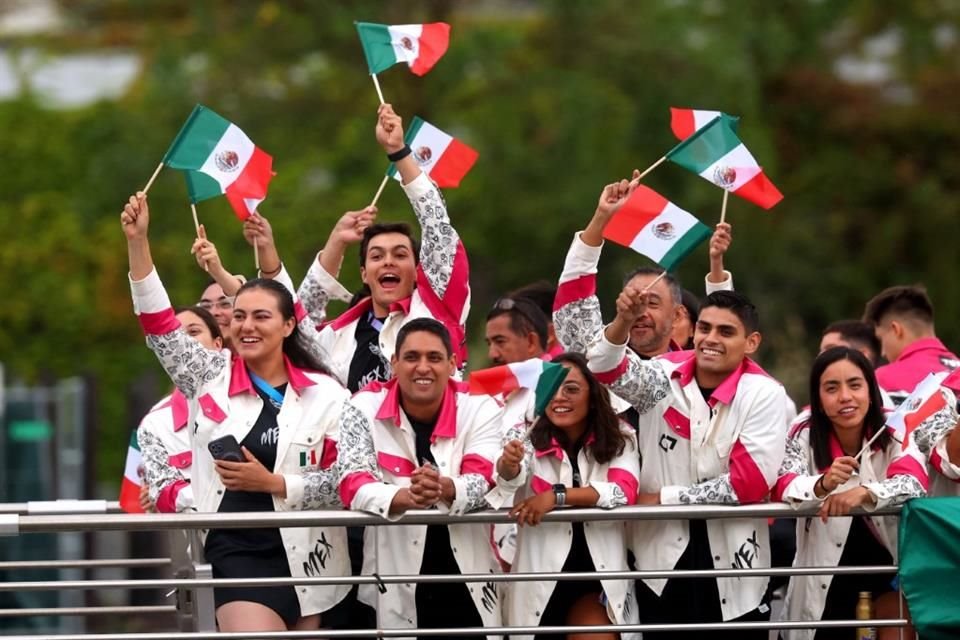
[886,372,948,447]
[386,117,478,188]
[469,359,569,416]
[665,115,783,210]
[164,105,275,221]
[669,107,739,141]
[355,22,450,77]
[603,185,711,270]
[119,430,145,514]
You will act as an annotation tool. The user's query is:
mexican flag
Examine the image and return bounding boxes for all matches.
[355,21,450,76]
[899,498,960,640]
[665,114,783,209]
[119,430,145,514]
[386,117,478,188]
[468,359,569,416]
[886,372,948,446]
[669,107,739,140]
[603,185,712,270]
[163,105,275,221]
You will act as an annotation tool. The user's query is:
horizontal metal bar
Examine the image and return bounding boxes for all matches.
[0,564,899,591]
[0,558,171,571]
[10,502,902,534]
[0,501,122,515]
[0,618,910,639]
[0,605,175,618]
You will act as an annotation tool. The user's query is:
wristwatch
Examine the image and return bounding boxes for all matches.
[552,483,567,507]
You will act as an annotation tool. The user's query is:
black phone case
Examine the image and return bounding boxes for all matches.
[208,435,244,462]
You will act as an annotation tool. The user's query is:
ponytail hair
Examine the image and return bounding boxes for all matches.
[235,278,332,376]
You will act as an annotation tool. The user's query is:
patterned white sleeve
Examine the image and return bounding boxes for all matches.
[132,268,228,399]
[586,335,671,415]
[296,254,353,327]
[405,172,460,299]
[137,426,184,504]
[553,232,604,355]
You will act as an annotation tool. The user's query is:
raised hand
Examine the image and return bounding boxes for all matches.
[191,225,224,274]
[376,103,405,154]
[709,222,733,261]
[331,207,378,246]
[242,213,275,249]
[582,171,641,247]
[120,192,150,240]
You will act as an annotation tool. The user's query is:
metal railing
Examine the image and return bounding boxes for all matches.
[0,501,910,638]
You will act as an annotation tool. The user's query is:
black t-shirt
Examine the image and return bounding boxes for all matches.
[347,312,389,393]
[698,385,717,403]
[205,383,286,560]
[409,415,437,467]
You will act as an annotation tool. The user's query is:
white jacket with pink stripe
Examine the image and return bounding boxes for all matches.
[586,334,787,621]
[336,379,503,638]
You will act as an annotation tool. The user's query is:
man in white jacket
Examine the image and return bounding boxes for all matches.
[588,283,786,639]
[337,318,503,638]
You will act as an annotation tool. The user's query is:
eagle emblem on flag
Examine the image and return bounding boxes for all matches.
[713,165,737,188]
[401,36,415,51]
[413,146,433,165]
[215,150,240,173]
[653,222,676,240]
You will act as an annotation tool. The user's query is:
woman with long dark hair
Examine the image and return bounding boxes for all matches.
[498,352,639,639]
[773,347,926,640]
[121,192,350,633]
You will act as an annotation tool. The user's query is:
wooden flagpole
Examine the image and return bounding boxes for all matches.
[854,427,887,461]
[370,175,390,208]
[142,162,164,194]
[641,269,669,293]
[254,237,260,271]
[720,189,730,224]
[371,74,385,105]
[636,156,667,182]
[191,204,208,272]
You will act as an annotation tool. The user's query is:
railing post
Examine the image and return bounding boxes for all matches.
[187,530,217,632]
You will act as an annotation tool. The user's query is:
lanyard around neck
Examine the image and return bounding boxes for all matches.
[248,370,284,411]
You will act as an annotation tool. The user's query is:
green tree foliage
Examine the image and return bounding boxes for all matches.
[2,0,959,485]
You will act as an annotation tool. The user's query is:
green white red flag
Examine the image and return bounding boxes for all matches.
[469,359,569,416]
[119,430,145,514]
[665,114,783,210]
[163,105,275,220]
[603,185,711,270]
[886,372,948,446]
[670,107,739,140]
[386,117,478,188]
[355,22,450,76]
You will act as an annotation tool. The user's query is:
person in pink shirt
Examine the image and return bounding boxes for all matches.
[862,285,960,405]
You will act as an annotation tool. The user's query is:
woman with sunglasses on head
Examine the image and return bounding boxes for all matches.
[773,347,925,640]
[498,353,640,639]
[121,192,350,634]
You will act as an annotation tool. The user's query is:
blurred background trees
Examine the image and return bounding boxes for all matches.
[2,0,960,488]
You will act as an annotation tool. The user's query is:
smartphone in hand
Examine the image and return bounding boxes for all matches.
[208,435,244,462]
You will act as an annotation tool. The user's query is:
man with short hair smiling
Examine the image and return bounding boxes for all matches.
[336,318,502,636]
[862,285,959,405]
[296,103,470,392]
[587,288,786,639]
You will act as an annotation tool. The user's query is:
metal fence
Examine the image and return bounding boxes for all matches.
[0,500,911,638]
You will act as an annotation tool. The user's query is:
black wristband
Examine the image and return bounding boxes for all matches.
[387,145,412,162]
